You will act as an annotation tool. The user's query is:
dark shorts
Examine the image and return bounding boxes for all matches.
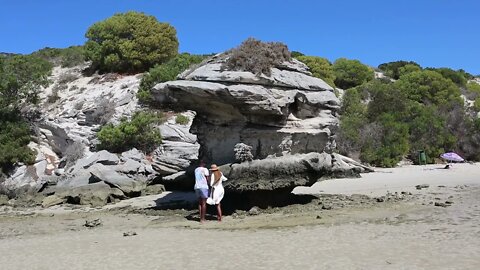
[195,188,209,199]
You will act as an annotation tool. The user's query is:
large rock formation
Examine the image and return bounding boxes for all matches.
[152,54,340,165]
[152,54,371,197]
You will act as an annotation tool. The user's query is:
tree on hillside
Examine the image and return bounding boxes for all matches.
[137,53,207,105]
[333,58,374,89]
[378,60,421,80]
[0,55,52,173]
[84,11,179,73]
[426,67,468,87]
[295,55,335,87]
[394,70,462,107]
[0,55,52,110]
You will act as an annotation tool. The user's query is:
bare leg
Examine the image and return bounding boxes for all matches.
[216,203,222,222]
[200,198,207,223]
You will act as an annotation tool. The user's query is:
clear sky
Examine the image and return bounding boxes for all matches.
[1,0,479,74]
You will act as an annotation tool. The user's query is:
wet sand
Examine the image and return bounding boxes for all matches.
[1,164,480,269]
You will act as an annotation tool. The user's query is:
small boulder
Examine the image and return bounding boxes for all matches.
[41,195,65,208]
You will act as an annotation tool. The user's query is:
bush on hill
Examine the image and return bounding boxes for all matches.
[137,53,206,105]
[223,38,291,76]
[0,111,35,173]
[378,61,421,80]
[333,58,374,89]
[295,55,336,87]
[97,111,164,153]
[84,11,178,73]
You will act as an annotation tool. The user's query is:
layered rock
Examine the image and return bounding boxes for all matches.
[152,54,340,165]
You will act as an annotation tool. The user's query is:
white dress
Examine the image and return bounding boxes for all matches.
[207,173,227,205]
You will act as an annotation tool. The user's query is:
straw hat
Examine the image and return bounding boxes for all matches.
[210,164,219,171]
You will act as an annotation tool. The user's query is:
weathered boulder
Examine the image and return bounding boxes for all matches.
[152,54,340,164]
[89,164,145,197]
[56,182,116,207]
[41,195,65,208]
[221,152,371,192]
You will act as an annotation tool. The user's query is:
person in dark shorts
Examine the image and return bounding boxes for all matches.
[194,161,210,223]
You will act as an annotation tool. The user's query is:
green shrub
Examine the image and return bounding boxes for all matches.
[426,67,468,87]
[84,11,179,73]
[175,114,189,125]
[378,61,421,79]
[333,58,374,89]
[60,46,85,67]
[394,70,462,106]
[97,111,164,153]
[137,53,206,104]
[295,55,335,87]
[398,64,422,78]
[0,55,52,109]
[0,112,35,173]
[223,38,291,76]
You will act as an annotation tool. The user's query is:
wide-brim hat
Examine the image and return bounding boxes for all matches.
[210,164,219,171]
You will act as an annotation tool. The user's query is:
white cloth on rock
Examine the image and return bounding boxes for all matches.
[207,173,227,205]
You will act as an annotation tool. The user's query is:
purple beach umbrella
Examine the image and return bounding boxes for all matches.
[440,152,464,162]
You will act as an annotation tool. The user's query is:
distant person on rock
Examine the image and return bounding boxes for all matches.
[194,161,210,223]
[207,164,228,222]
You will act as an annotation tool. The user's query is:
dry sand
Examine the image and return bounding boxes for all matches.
[1,163,480,270]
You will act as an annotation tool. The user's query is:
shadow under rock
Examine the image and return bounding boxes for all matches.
[149,191,198,210]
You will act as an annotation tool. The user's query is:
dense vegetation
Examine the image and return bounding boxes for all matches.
[97,111,164,153]
[137,53,206,104]
[333,58,374,89]
[33,46,86,67]
[0,55,52,173]
[84,11,178,73]
[337,62,480,167]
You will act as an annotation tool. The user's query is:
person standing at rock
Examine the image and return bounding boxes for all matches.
[194,161,210,223]
[207,164,227,222]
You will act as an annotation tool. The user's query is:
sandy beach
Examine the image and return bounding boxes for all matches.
[1,163,480,270]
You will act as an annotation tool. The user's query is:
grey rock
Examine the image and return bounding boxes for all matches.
[57,182,114,207]
[416,184,430,190]
[117,159,142,174]
[152,53,340,164]
[89,164,145,196]
[144,184,166,195]
[85,218,102,228]
[248,206,260,216]
[121,148,144,162]
[76,150,120,169]
[41,195,65,208]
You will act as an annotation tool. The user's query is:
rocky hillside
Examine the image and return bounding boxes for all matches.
[2,53,370,209]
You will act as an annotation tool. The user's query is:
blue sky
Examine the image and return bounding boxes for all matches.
[1,0,479,74]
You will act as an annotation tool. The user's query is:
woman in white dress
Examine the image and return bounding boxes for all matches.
[208,164,227,221]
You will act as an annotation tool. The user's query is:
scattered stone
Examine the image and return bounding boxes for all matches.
[438,185,446,188]
[322,205,333,210]
[248,206,260,216]
[401,191,408,195]
[434,202,448,207]
[445,201,454,205]
[144,184,166,195]
[123,231,137,237]
[0,195,9,206]
[376,197,385,203]
[84,218,102,228]
[41,195,65,208]
[316,215,322,219]
[416,184,430,190]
